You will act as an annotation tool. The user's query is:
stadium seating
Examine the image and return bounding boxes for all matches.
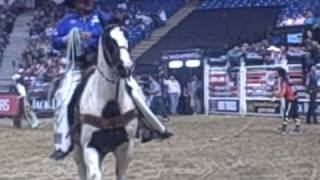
[98,0,185,47]
[198,0,320,26]
[16,0,186,89]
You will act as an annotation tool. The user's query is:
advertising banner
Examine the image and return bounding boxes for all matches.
[161,49,203,61]
[29,93,56,117]
[209,99,239,113]
[0,94,20,116]
[247,100,281,114]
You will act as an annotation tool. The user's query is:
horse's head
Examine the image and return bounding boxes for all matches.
[101,24,133,78]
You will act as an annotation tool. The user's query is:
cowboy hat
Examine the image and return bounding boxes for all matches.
[64,0,94,8]
[267,45,281,52]
[64,0,74,8]
[12,74,22,81]
[52,0,76,8]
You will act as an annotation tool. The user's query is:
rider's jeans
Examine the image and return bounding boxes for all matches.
[53,69,82,152]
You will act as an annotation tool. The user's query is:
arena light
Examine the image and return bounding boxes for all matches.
[186,59,201,68]
[168,60,183,69]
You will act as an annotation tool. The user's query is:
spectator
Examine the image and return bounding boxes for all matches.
[180,83,192,115]
[189,75,202,114]
[148,75,169,121]
[12,73,40,129]
[163,75,181,115]
[306,64,319,124]
[305,11,316,25]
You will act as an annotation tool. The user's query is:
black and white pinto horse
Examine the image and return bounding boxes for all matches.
[74,25,139,180]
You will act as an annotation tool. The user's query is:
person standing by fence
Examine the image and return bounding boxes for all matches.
[273,68,301,134]
[190,75,202,114]
[163,75,181,115]
[148,75,169,121]
[12,74,40,128]
[306,64,319,124]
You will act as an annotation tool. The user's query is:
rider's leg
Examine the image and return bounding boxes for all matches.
[51,70,82,160]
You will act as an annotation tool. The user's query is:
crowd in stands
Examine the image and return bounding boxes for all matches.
[0,0,28,66]
[16,0,185,93]
[199,0,320,27]
[220,28,320,87]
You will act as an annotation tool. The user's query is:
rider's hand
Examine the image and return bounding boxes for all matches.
[81,31,92,40]
[62,34,69,44]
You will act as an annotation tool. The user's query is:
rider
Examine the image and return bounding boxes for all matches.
[51,0,172,160]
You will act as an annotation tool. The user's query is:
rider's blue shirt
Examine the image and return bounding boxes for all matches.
[52,10,111,51]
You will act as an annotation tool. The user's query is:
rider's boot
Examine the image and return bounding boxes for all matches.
[50,106,73,160]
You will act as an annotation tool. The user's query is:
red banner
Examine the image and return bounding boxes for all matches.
[0,95,20,116]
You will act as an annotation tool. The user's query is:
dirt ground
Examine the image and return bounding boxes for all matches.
[1,115,320,180]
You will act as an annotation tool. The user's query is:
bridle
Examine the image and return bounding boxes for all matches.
[96,25,132,100]
[100,24,132,76]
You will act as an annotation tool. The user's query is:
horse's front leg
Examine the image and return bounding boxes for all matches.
[114,140,135,180]
[114,118,138,180]
[81,124,102,180]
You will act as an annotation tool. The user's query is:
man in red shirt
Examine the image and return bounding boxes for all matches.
[273,68,301,134]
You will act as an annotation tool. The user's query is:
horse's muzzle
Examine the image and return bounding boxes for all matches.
[117,65,130,78]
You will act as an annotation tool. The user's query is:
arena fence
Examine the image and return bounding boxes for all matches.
[204,60,319,116]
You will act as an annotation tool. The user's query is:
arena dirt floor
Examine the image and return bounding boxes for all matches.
[1,115,320,180]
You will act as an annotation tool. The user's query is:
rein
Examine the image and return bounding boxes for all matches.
[98,35,129,101]
[96,66,116,84]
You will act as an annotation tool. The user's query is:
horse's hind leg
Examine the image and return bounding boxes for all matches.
[114,140,135,180]
[73,144,86,180]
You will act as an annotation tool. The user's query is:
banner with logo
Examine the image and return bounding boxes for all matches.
[247,100,281,115]
[29,93,56,117]
[161,49,203,61]
[209,99,239,113]
[0,94,20,116]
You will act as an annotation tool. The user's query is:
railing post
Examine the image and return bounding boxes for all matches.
[204,58,209,115]
[239,58,246,116]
